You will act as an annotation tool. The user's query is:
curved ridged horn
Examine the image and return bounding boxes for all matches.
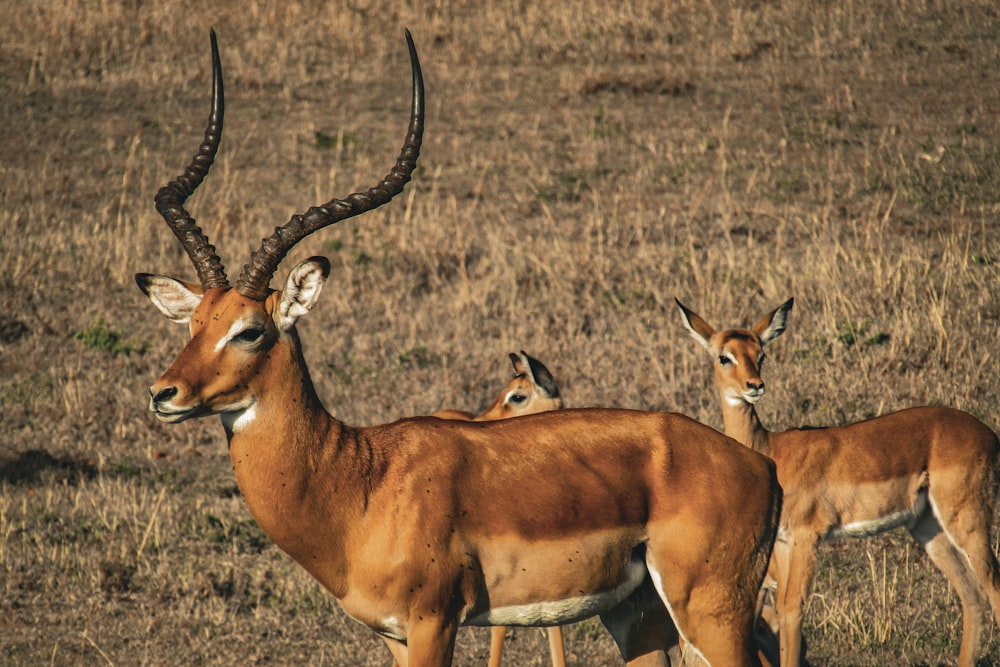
[235,28,424,301]
[154,28,229,291]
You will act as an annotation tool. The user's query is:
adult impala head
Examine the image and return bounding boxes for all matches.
[137,28,422,428]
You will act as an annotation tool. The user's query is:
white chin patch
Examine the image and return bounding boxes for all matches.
[221,403,258,433]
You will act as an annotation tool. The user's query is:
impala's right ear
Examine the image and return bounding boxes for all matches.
[675,298,715,350]
[135,273,204,324]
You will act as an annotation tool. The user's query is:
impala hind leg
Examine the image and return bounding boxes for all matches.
[644,557,760,667]
[914,501,1000,667]
[600,576,677,666]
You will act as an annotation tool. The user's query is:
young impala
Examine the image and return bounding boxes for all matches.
[433,351,566,667]
[136,29,783,666]
[432,351,563,423]
[676,297,1000,667]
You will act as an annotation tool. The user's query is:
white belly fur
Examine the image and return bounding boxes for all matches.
[827,486,928,539]
[464,556,647,627]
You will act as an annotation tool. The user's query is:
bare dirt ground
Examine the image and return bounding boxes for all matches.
[2,1,1000,665]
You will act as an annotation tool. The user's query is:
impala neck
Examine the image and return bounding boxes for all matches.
[720,396,772,457]
[222,329,365,596]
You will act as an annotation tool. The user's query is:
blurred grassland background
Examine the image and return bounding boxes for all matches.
[1,0,999,664]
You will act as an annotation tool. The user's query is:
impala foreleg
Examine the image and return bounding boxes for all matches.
[404,617,459,667]
[487,626,505,667]
[486,624,565,667]
[753,539,784,667]
[776,533,819,667]
[547,627,567,667]
[381,636,408,667]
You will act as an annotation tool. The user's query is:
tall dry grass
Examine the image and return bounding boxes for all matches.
[2,0,999,664]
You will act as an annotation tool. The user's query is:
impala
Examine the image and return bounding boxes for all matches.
[433,351,566,667]
[676,297,1000,667]
[432,351,563,423]
[136,29,783,666]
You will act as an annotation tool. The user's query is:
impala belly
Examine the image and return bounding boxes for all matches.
[464,530,647,627]
[821,479,929,540]
[465,543,647,627]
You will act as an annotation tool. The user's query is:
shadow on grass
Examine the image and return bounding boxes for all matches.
[0,449,97,485]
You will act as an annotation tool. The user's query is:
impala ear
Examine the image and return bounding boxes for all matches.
[675,298,715,350]
[754,297,794,345]
[135,273,204,324]
[522,351,560,399]
[276,257,331,330]
[508,352,526,376]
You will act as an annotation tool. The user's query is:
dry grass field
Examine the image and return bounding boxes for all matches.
[2,0,1000,664]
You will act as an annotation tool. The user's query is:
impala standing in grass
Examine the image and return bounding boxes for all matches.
[433,351,566,667]
[136,28,783,666]
[676,297,1000,667]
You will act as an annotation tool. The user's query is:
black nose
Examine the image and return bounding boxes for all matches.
[746,381,764,392]
[150,386,178,404]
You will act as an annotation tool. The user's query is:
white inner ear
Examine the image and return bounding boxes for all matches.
[276,260,328,330]
[678,312,712,350]
[759,313,788,345]
[141,275,203,324]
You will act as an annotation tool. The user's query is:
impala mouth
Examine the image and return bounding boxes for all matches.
[726,388,765,406]
[149,402,200,423]
[150,394,255,425]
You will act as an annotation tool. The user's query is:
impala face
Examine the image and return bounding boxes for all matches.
[676,297,792,408]
[714,332,767,405]
[482,351,563,419]
[140,285,260,422]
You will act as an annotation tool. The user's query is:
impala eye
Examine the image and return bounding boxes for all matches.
[234,327,265,344]
[718,356,732,366]
[509,393,528,404]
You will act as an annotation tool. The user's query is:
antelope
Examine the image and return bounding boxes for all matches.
[676,297,1000,667]
[135,28,783,666]
[432,351,566,667]
[432,351,563,423]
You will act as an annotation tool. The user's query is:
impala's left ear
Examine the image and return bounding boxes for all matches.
[754,297,794,346]
[522,351,560,399]
[276,257,331,331]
